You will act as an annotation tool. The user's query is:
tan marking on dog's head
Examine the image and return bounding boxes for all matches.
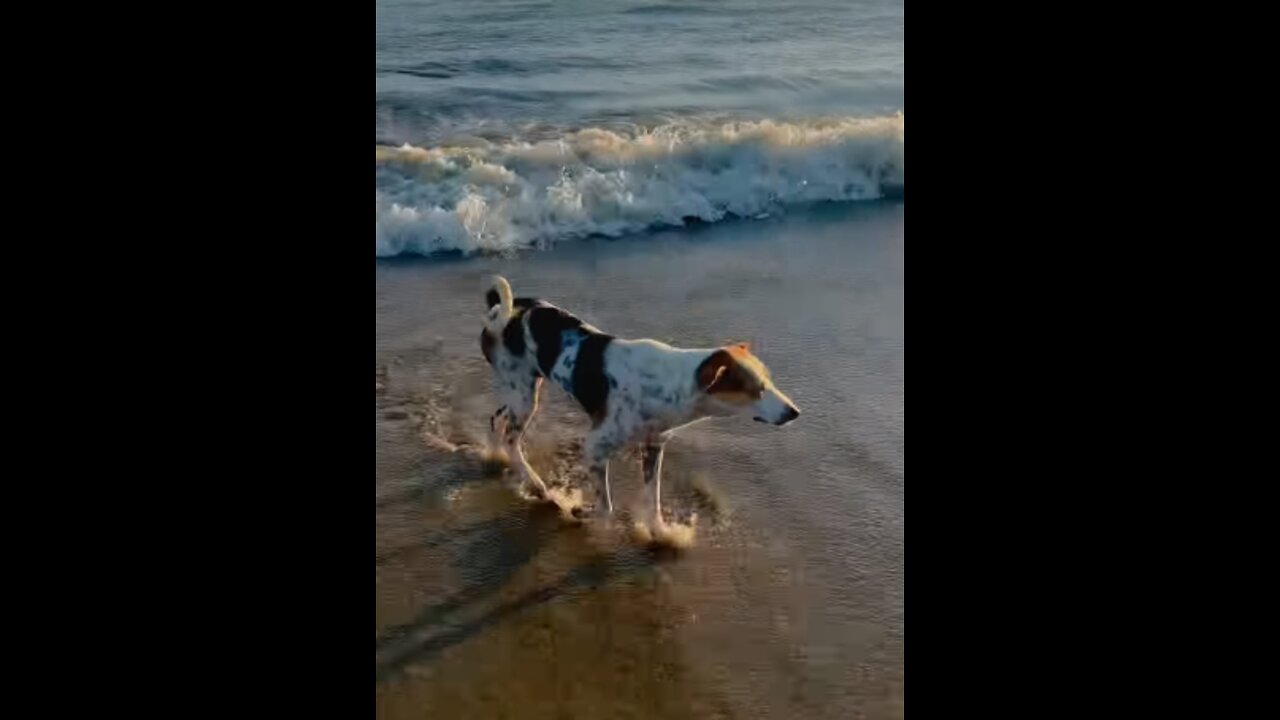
[697,343,800,425]
[726,343,771,379]
[697,344,770,406]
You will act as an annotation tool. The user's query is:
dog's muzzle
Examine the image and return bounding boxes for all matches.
[755,406,801,426]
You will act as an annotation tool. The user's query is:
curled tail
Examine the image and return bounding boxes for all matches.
[484,275,514,333]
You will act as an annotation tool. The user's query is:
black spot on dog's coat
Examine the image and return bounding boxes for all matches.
[493,299,539,358]
[485,289,500,309]
[528,305,584,377]
[502,314,526,357]
[573,332,614,425]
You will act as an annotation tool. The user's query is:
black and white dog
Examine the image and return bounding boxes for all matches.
[480,276,799,527]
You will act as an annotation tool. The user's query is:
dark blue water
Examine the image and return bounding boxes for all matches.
[376,0,903,146]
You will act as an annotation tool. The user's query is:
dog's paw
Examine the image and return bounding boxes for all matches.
[631,514,697,550]
[544,486,587,519]
[479,449,510,478]
[560,495,609,524]
[514,481,547,502]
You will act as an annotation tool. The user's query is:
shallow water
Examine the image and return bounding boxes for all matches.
[375,202,904,719]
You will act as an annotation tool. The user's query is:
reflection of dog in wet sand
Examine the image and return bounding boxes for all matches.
[479,275,800,530]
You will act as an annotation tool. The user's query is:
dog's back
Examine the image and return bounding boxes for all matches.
[480,277,615,425]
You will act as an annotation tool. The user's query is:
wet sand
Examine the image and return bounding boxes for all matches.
[375,202,904,719]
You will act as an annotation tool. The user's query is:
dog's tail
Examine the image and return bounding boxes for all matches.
[484,275,514,334]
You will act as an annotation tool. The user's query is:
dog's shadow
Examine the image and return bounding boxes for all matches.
[375,423,692,684]
[375,553,632,683]
[377,501,559,640]
[375,507,667,683]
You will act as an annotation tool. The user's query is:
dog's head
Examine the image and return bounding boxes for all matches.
[696,344,800,426]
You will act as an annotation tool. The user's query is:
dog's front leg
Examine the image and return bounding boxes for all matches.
[583,428,624,515]
[642,442,667,528]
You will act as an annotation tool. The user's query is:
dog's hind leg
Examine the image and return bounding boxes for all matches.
[501,378,548,499]
[489,404,509,443]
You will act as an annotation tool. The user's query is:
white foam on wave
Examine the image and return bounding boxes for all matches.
[375,113,904,257]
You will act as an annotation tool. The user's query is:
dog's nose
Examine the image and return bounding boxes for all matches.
[778,406,800,425]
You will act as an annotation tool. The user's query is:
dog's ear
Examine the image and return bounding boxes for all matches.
[696,349,734,392]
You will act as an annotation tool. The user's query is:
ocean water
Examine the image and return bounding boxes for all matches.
[376,3,904,717]
[375,0,904,256]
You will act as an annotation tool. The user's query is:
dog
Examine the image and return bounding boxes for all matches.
[479,275,799,527]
